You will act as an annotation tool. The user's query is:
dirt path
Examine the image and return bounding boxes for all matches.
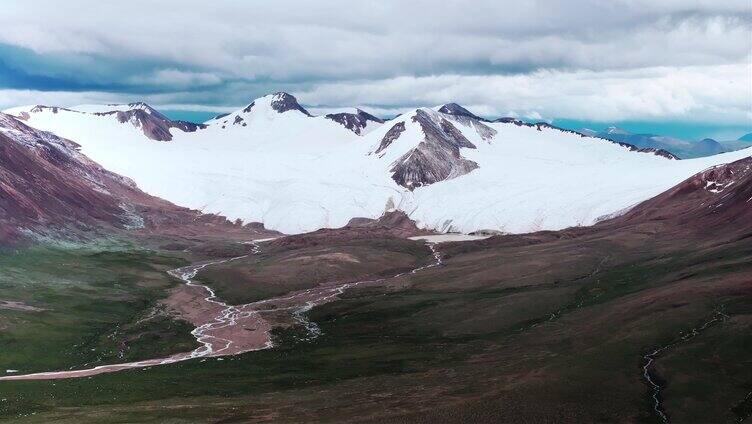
[0,242,442,381]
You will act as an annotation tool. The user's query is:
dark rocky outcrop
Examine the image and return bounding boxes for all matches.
[269,92,312,116]
[325,109,384,135]
[438,103,488,122]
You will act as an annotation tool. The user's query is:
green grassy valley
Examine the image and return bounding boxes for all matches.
[1,218,750,422]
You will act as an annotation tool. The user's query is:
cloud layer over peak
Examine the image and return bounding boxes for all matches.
[0,0,749,128]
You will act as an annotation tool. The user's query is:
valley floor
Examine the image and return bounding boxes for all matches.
[0,221,750,423]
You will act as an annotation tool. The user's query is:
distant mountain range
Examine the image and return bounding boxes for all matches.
[3,93,751,236]
[580,126,752,159]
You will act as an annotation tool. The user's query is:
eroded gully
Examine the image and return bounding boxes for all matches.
[641,308,729,423]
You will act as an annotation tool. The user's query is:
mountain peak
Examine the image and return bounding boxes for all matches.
[325,108,384,135]
[437,103,486,122]
[91,103,203,141]
[125,101,154,110]
[374,108,479,190]
[127,102,170,117]
[233,92,311,117]
[268,92,311,116]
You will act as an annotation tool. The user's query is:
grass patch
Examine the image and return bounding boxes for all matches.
[0,245,195,374]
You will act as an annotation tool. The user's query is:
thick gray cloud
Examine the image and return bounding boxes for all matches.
[0,0,749,124]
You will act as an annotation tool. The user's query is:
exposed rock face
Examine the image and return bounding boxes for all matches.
[375,122,406,154]
[95,103,205,141]
[269,92,312,116]
[325,109,384,135]
[390,110,479,190]
[0,113,253,244]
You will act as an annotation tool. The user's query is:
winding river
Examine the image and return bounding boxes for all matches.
[0,241,442,381]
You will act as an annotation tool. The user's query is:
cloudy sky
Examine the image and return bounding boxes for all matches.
[0,0,750,136]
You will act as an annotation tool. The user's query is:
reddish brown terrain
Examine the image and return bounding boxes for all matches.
[0,112,272,244]
[617,156,752,231]
[271,210,433,248]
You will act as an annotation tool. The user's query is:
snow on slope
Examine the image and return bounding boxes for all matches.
[404,120,750,232]
[5,95,751,235]
[5,94,400,234]
[6,103,203,142]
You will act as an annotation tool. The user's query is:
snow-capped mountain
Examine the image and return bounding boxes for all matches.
[206,93,384,136]
[5,93,751,235]
[370,108,491,189]
[7,103,204,142]
[0,112,240,243]
[437,103,489,122]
